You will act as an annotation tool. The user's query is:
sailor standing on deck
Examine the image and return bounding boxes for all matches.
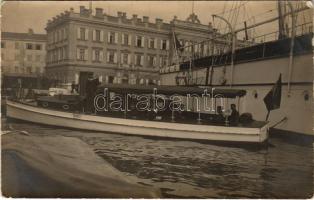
[229,104,239,125]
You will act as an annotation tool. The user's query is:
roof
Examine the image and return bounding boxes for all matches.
[97,84,246,98]
[1,32,47,41]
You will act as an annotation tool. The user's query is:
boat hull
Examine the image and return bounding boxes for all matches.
[6,100,269,143]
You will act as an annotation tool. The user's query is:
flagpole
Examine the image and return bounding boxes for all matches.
[172,31,179,65]
[266,111,270,121]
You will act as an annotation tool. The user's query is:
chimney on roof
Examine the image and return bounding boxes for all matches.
[143,16,149,23]
[28,28,34,35]
[122,12,126,19]
[132,14,138,24]
[70,7,74,13]
[156,18,163,24]
[95,8,103,17]
[117,11,123,17]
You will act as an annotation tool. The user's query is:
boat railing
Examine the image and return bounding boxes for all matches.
[252,21,313,44]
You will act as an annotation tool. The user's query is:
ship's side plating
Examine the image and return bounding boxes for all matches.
[160,35,313,135]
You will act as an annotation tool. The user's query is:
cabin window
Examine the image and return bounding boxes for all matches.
[1,42,5,48]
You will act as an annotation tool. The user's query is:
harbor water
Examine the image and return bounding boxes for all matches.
[2,118,313,198]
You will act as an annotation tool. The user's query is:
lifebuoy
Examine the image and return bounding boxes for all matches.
[62,104,70,110]
[42,102,49,108]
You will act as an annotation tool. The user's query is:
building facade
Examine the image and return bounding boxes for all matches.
[46,6,242,85]
[1,29,46,76]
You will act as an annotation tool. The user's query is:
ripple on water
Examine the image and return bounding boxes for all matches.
[2,119,313,198]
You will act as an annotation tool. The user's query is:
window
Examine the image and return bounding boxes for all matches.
[79,49,85,60]
[60,29,64,41]
[15,66,19,73]
[77,27,88,40]
[95,50,100,61]
[160,56,168,67]
[162,56,168,66]
[1,42,5,48]
[107,51,116,63]
[15,54,20,60]
[108,32,117,44]
[147,55,156,67]
[36,44,42,50]
[59,48,63,60]
[26,43,33,50]
[63,46,68,60]
[95,30,101,41]
[92,49,103,62]
[122,53,128,64]
[15,42,19,49]
[149,38,156,49]
[135,54,144,66]
[122,34,129,45]
[76,48,87,61]
[80,28,85,40]
[27,55,32,61]
[161,40,167,50]
[27,67,32,74]
[108,76,114,84]
[136,36,143,47]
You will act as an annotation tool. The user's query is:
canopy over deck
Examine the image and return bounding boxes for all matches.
[97,84,246,98]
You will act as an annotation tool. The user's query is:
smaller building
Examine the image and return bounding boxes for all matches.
[1,29,47,76]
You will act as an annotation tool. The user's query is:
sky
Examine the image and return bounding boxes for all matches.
[1,1,312,40]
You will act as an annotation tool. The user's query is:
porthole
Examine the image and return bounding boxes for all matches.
[42,102,49,107]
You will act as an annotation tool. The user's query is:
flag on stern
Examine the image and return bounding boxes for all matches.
[263,74,282,120]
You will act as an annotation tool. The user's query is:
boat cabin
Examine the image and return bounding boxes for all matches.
[92,84,253,127]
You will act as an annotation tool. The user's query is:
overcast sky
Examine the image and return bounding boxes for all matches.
[1,1,311,39]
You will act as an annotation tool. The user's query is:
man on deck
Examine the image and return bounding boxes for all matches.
[229,104,239,125]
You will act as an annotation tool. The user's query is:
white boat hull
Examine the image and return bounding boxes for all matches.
[6,100,269,143]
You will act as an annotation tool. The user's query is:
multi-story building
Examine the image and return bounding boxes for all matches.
[1,29,46,76]
[46,6,244,85]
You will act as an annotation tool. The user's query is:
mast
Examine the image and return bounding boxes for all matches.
[277,1,287,39]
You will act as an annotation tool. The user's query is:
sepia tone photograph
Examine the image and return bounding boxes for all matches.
[1,0,313,198]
